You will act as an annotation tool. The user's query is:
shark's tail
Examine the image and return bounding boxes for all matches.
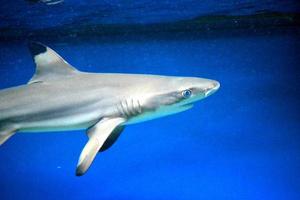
[0,128,16,146]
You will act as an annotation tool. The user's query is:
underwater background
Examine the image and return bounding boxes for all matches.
[0,0,300,199]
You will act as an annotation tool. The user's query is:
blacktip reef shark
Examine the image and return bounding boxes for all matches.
[0,42,220,176]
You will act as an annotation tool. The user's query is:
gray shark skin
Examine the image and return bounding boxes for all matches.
[0,42,220,176]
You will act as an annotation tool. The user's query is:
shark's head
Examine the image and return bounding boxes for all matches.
[125,76,220,124]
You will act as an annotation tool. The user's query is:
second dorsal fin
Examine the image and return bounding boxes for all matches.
[28,42,79,84]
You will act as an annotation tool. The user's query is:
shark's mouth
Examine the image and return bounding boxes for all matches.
[180,103,194,110]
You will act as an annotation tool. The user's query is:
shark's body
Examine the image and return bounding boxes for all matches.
[0,73,180,132]
[0,42,220,176]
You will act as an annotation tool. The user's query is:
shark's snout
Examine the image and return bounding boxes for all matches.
[205,80,220,97]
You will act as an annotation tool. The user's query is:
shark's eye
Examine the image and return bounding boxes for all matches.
[182,89,192,98]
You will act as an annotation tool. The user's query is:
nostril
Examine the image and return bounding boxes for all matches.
[204,88,210,92]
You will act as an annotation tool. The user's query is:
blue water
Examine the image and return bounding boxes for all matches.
[1,0,299,29]
[1,1,300,200]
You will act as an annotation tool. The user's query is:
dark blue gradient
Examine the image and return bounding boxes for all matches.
[0,29,299,200]
[1,0,299,29]
[0,1,300,198]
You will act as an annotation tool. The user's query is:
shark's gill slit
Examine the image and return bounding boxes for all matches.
[130,98,135,116]
[134,99,140,115]
[126,99,133,116]
[137,99,142,114]
[117,102,125,117]
[132,98,140,116]
[121,100,130,118]
[125,99,131,117]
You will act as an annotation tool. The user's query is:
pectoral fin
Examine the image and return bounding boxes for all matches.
[100,125,125,152]
[76,118,125,176]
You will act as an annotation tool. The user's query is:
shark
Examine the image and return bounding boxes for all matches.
[0,42,220,176]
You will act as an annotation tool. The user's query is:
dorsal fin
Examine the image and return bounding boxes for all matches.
[28,42,79,84]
